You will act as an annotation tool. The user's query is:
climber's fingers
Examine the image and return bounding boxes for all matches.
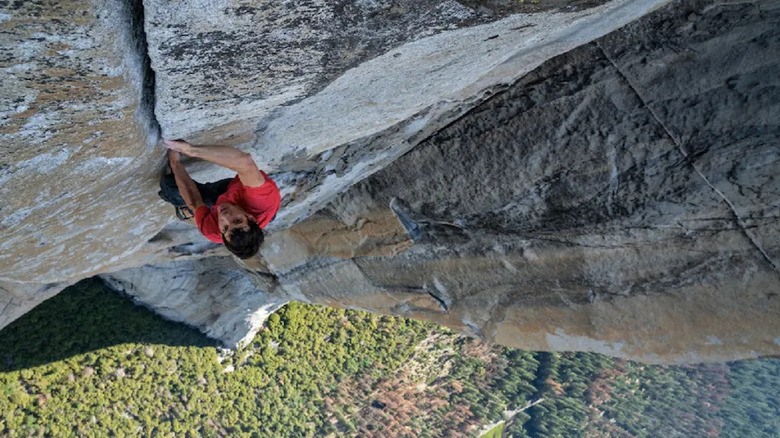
[163,139,191,154]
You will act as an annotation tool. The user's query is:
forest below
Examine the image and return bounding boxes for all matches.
[1,279,778,437]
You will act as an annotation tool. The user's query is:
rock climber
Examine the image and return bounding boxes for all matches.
[158,139,280,259]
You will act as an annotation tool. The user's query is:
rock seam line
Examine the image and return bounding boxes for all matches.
[426,290,450,313]
[595,42,780,274]
[127,0,161,143]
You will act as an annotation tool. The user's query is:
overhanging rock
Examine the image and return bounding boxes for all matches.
[263,0,780,364]
[102,256,284,348]
[145,0,673,226]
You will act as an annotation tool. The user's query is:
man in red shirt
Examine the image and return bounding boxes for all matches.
[159,139,281,259]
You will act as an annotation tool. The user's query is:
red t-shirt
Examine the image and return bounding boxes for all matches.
[194,171,280,243]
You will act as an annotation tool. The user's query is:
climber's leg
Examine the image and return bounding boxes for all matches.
[158,174,233,220]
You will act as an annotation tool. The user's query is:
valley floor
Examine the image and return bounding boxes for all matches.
[1,280,777,437]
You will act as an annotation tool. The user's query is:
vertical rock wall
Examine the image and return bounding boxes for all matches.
[1,0,778,364]
[0,0,168,287]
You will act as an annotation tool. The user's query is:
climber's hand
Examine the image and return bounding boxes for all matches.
[163,139,193,156]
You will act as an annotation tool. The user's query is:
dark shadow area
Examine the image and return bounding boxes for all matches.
[0,278,217,372]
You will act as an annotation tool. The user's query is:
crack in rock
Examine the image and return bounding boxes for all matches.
[596,41,780,274]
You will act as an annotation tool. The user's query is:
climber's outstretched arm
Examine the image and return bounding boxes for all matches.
[168,149,205,212]
[163,139,266,188]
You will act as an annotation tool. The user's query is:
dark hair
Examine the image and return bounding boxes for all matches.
[223,220,264,259]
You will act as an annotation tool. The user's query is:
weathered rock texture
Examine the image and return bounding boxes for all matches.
[2,0,779,363]
[0,0,169,284]
[102,256,283,346]
[292,0,780,363]
[145,0,671,225]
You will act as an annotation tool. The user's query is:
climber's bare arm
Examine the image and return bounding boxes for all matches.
[163,139,266,188]
[168,150,206,212]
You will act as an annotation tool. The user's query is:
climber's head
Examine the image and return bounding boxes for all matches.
[217,202,264,259]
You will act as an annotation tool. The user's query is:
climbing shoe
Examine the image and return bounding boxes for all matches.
[175,205,194,221]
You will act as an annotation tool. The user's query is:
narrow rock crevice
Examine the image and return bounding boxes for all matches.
[595,42,683,148]
[687,171,780,273]
[122,0,161,145]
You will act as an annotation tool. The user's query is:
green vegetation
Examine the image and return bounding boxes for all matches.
[0,279,426,437]
[720,360,780,438]
[480,423,505,438]
[1,279,779,437]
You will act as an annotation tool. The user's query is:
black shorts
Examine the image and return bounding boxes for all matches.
[158,174,233,209]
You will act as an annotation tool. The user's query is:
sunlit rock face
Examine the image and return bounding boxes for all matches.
[102,256,284,347]
[0,0,169,284]
[2,0,779,364]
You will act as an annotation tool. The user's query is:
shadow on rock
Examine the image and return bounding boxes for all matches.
[0,278,217,372]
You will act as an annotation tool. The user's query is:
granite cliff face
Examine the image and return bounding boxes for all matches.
[1,0,778,364]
